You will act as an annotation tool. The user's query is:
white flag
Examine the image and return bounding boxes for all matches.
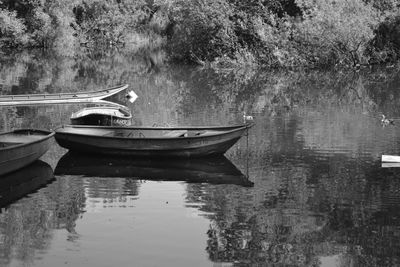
[126,90,138,103]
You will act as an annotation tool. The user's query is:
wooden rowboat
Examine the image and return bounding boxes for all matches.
[70,106,132,126]
[55,152,253,187]
[55,123,253,158]
[0,129,54,176]
[0,160,54,208]
[0,84,128,106]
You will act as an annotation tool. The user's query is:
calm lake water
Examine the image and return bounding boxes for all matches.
[1,50,400,267]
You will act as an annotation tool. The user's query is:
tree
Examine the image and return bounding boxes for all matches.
[74,0,148,47]
[168,0,237,63]
[296,0,381,67]
[0,8,28,48]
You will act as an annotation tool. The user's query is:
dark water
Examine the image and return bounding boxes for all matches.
[1,50,400,266]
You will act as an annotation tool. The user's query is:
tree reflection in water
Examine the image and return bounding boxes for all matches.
[187,123,400,266]
[0,173,141,266]
[183,159,400,265]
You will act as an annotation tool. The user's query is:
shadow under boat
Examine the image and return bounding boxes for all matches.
[0,160,55,209]
[55,152,254,187]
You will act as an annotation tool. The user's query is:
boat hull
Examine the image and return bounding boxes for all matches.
[0,84,128,106]
[55,124,252,158]
[0,129,55,176]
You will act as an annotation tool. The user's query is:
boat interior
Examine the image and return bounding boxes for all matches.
[60,127,226,138]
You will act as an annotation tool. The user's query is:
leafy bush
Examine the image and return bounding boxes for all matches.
[75,1,148,47]
[166,0,302,65]
[370,15,400,63]
[167,0,238,63]
[296,0,381,67]
[29,8,53,48]
[0,0,400,69]
[0,8,28,47]
[0,0,152,52]
[50,3,78,55]
[252,14,304,68]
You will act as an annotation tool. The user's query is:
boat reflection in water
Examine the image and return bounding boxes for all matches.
[0,160,55,208]
[55,152,253,187]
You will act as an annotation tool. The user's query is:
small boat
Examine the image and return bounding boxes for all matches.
[70,106,132,126]
[0,129,55,176]
[0,160,54,208]
[0,84,128,106]
[54,123,253,158]
[382,155,400,163]
[55,152,253,187]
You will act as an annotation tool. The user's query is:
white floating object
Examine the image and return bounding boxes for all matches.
[243,112,254,122]
[381,155,400,163]
[382,163,400,168]
[126,90,138,103]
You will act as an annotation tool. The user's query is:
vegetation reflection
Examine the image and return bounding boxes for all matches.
[0,52,400,266]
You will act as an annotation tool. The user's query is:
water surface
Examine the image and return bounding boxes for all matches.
[1,51,400,266]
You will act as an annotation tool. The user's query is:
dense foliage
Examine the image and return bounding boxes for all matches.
[296,0,380,67]
[0,0,399,68]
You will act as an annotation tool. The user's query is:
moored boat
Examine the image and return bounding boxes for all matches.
[0,84,128,106]
[70,106,132,126]
[55,152,253,187]
[54,123,253,158]
[0,129,55,176]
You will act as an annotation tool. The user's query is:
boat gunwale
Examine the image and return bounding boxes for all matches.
[0,129,55,152]
[55,123,253,141]
[0,84,129,102]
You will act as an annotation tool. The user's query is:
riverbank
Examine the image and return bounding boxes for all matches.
[0,1,399,70]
